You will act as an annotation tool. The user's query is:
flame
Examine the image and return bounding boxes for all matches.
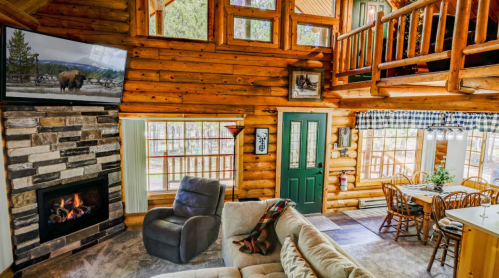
[61,198,65,208]
[74,194,81,207]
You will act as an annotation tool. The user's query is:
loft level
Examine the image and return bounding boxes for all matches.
[330,0,499,97]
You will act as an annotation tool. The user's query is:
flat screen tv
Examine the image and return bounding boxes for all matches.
[1,25,127,105]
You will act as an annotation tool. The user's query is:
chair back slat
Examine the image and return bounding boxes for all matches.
[461,192,484,208]
[480,189,495,199]
[431,195,447,232]
[392,173,412,186]
[383,183,411,215]
[461,176,489,191]
[412,170,429,184]
[443,191,467,210]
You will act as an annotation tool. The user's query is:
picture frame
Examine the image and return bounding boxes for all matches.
[288,67,324,102]
[338,128,352,148]
[254,128,269,155]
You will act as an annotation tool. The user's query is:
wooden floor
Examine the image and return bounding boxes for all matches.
[322,211,383,246]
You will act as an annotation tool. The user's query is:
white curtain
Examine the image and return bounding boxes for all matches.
[446,131,469,184]
[0,114,13,272]
[421,130,437,174]
[122,119,148,213]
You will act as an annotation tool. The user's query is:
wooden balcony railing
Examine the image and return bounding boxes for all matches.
[332,0,499,95]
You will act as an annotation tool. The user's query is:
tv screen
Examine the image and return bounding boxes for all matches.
[1,25,127,105]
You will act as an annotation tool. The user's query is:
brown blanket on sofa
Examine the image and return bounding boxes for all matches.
[233,199,295,255]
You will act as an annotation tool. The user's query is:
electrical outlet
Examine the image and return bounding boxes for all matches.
[332,152,338,158]
[334,143,337,149]
[338,200,344,205]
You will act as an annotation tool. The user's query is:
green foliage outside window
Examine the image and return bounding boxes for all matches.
[149,14,156,35]
[163,0,208,40]
[234,17,272,42]
[297,24,330,47]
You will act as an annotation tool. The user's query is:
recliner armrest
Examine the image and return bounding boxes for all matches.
[180,215,221,262]
[143,207,174,229]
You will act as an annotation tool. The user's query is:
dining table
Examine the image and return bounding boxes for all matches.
[395,183,479,245]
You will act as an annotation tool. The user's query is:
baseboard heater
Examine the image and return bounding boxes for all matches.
[358,198,387,209]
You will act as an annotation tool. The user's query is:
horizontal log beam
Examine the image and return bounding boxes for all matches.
[119,102,255,114]
[37,3,129,21]
[459,64,499,79]
[460,77,499,91]
[381,0,441,22]
[0,0,40,30]
[462,39,499,55]
[329,81,371,91]
[34,13,129,33]
[378,51,451,70]
[339,93,499,111]
[336,66,372,78]
[337,22,375,40]
[51,0,129,10]
[377,71,448,87]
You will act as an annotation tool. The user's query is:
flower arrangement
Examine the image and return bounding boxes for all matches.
[428,158,455,188]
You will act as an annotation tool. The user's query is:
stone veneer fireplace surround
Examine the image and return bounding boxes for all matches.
[3,105,124,276]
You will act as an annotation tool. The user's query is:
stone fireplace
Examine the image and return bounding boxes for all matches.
[3,106,124,276]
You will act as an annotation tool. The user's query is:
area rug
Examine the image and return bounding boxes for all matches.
[305,215,341,232]
[22,230,224,278]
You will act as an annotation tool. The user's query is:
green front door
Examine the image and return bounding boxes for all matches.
[281,113,326,214]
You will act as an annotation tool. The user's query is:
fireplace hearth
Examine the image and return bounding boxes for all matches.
[37,176,109,243]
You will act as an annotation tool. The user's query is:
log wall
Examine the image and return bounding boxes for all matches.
[26,0,342,229]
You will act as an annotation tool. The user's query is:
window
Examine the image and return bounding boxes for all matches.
[463,131,499,186]
[290,9,338,51]
[226,0,280,48]
[146,120,236,192]
[297,24,331,47]
[359,129,422,180]
[148,0,208,40]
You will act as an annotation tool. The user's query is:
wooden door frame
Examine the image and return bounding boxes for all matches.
[276,107,335,213]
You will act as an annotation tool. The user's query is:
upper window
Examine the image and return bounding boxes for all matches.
[149,0,208,41]
[230,0,276,10]
[296,24,331,47]
[463,131,499,187]
[146,120,236,192]
[359,129,421,180]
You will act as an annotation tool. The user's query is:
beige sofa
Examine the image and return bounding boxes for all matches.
[153,199,374,278]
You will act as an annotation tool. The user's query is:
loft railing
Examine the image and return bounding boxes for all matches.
[332,0,499,94]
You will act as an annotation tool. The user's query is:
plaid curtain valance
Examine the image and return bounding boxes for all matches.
[356,110,499,132]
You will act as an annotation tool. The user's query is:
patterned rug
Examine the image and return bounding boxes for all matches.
[305,215,342,232]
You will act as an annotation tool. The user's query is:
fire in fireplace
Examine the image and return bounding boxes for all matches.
[37,176,109,243]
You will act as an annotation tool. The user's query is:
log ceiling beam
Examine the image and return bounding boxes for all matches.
[0,0,40,29]
[339,93,499,112]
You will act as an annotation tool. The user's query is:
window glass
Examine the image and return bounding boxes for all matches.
[297,24,330,47]
[289,122,302,169]
[306,122,318,168]
[146,121,236,191]
[230,0,276,10]
[483,133,499,186]
[464,130,483,180]
[149,0,208,40]
[360,129,420,180]
[234,17,272,42]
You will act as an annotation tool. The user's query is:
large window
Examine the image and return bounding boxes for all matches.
[359,129,422,180]
[149,0,208,40]
[146,120,236,192]
[463,131,499,186]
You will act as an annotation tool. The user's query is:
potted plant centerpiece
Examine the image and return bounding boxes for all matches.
[428,158,455,192]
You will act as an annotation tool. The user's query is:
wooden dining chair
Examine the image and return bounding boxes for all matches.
[495,192,499,205]
[391,173,412,186]
[480,189,495,199]
[379,183,423,241]
[427,195,461,278]
[412,171,429,184]
[461,176,489,191]
[461,192,484,207]
[443,191,468,210]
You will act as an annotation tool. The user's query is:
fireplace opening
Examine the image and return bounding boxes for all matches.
[37,176,109,243]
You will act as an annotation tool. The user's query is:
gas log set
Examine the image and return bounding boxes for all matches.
[49,193,93,224]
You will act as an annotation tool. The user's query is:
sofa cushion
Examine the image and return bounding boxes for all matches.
[297,225,372,278]
[143,215,188,246]
[274,207,309,245]
[222,199,280,239]
[151,267,241,278]
[224,235,282,269]
[281,236,317,278]
[241,263,285,278]
[174,176,221,218]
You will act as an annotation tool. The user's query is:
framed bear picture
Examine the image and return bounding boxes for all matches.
[254,128,269,155]
[288,67,324,102]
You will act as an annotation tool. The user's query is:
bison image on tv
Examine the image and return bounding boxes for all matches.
[1,25,127,104]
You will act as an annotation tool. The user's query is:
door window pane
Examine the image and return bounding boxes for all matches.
[306,122,318,168]
[289,122,302,169]
[297,24,330,47]
[234,17,272,42]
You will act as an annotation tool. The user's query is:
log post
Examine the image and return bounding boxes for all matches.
[371,11,388,96]
[341,39,347,72]
[385,19,395,62]
[359,31,365,68]
[332,33,340,86]
[395,15,406,60]
[447,0,472,92]
[475,0,491,44]
[407,10,419,58]
[282,0,291,50]
[215,0,225,45]
[420,5,434,55]
[155,10,163,35]
[435,0,448,53]
[366,28,373,66]
[352,33,358,69]
[0,0,40,30]
[345,37,352,71]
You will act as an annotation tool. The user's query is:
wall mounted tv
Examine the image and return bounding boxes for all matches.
[1,25,127,105]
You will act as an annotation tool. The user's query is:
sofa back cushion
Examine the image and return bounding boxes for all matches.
[173,176,221,218]
[281,235,317,278]
[297,225,373,278]
[275,207,309,245]
[222,198,280,239]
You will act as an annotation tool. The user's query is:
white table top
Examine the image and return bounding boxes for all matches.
[446,205,499,238]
